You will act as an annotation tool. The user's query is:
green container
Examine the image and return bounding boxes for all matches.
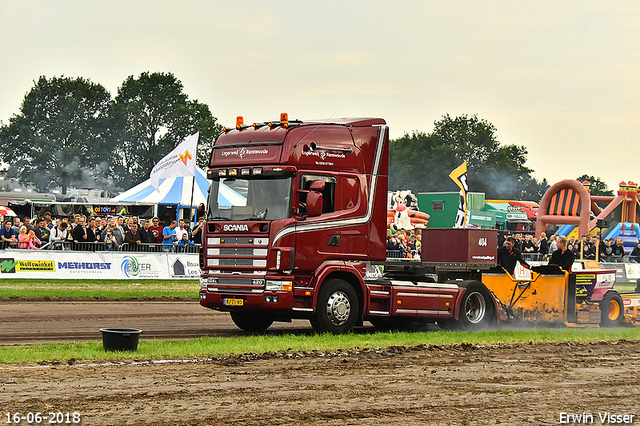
[416,192,486,228]
[416,192,459,228]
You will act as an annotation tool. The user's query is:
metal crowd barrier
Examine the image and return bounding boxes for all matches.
[522,253,546,262]
[386,249,420,260]
[17,241,200,253]
[599,255,624,263]
[386,249,405,259]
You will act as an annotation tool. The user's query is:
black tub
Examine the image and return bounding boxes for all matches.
[99,328,142,351]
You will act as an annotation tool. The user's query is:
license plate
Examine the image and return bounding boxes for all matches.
[223,298,244,306]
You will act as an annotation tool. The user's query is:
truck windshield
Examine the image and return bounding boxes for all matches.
[207,177,293,221]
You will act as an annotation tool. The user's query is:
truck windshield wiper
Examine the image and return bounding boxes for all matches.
[236,209,268,221]
[208,216,232,221]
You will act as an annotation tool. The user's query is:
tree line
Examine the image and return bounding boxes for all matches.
[390,114,613,200]
[0,73,612,199]
[0,73,221,194]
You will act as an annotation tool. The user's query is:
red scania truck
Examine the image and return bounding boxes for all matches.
[198,114,507,333]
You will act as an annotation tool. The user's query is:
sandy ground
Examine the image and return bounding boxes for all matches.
[1,302,640,425]
[0,301,309,344]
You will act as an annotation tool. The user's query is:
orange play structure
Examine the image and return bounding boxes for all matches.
[535,179,640,240]
[386,207,430,229]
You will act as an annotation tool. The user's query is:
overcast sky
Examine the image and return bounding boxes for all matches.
[1,1,639,192]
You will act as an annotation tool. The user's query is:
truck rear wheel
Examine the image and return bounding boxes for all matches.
[455,283,494,331]
[600,291,624,327]
[310,279,359,334]
[230,311,274,332]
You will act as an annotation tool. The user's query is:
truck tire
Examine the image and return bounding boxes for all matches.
[310,279,359,334]
[600,291,624,328]
[455,283,494,331]
[230,311,274,332]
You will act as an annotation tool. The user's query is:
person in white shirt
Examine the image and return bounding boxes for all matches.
[49,222,69,249]
[175,219,189,244]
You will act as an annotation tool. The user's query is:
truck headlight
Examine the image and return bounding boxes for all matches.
[265,280,293,292]
[201,277,217,289]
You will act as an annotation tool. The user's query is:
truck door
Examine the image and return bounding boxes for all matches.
[295,174,339,271]
[338,174,368,258]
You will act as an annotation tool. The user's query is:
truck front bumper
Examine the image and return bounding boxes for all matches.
[199,288,294,312]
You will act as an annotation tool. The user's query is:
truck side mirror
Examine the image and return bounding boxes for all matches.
[306,180,325,217]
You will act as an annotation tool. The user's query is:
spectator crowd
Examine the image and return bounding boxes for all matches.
[386,227,421,259]
[498,230,637,263]
[382,226,640,265]
[0,213,205,252]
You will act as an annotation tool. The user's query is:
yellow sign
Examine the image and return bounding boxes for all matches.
[16,260,55,272]
[575,273,595,296]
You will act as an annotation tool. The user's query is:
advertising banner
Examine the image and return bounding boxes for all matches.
[625,263,640,281]
[600,263,627,282]
[167,254,202,279]
[113,253,169,280]
[0,251,199,280]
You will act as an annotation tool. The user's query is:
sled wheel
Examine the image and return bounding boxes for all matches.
[600,291,624,328]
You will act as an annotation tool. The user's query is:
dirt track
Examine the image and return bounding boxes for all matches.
[1,302,640,425]
[0,301,310,344]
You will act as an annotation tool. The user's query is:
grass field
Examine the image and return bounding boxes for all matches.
[1,327,640,365]
[0,279,198,300]
[1,279,640,364]
[0,279,637,300]
[615,281,639,293]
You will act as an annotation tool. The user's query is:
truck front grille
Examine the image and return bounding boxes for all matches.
[203,233,269,275]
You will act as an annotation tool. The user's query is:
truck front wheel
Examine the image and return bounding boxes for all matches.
[230,311,274,332]
[454,283,494,331]
[310,279,359,334]
[600,291,624,327]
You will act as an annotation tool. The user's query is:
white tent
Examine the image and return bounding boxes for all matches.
[112,167,211,206]
[111,167,245,208]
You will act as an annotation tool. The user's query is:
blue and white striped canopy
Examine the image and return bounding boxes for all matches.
[111,167,246,207]
[112,167,211,206]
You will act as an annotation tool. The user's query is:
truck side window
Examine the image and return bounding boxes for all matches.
[299,175,336,215]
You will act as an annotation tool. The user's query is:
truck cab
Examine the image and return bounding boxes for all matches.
[200,115,390,332]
